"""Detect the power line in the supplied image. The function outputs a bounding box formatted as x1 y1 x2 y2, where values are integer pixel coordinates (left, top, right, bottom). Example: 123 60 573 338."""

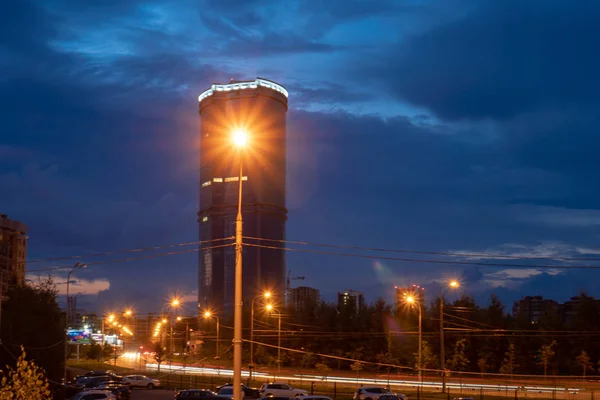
244 236 600 261
26 243 233 273
243 242 600 269
17 237 234 266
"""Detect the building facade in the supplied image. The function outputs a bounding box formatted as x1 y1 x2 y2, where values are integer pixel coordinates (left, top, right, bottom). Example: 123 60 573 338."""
198 78 288 313
512 295 559 323
0 213 27 295
338 289 365 313
289 286 320 311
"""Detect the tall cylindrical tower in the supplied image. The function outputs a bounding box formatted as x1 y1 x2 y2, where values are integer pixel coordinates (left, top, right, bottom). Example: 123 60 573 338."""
198 78 288 313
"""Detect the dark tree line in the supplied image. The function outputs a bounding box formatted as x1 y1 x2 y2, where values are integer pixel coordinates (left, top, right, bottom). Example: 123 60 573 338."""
244 291 600 377
0 277 64 383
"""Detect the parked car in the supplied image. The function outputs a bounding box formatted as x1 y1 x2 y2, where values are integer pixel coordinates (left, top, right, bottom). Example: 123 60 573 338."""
70 389 116 400
121 375 160 389
302 396 332 400
353 387 394 400
85 370 115 377
217 383 261 399
96 383 131 400
218 387 244 400
175 389 233 399
75 376 117 389
259 383 308 398
379 394 407 400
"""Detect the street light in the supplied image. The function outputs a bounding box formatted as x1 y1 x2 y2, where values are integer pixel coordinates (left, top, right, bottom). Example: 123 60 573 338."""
404 295 422 381
250 290 272 380
266 304 282 375
203 311 220 368
232 128 247 400
440 279 460 392
64 262 86 399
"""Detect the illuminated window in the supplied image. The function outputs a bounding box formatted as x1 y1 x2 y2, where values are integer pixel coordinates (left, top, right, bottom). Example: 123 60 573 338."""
202 217 208 222
198 78 288 103
201 181 211 187
224 177 238 182
242 176 248 181
213 177 223 182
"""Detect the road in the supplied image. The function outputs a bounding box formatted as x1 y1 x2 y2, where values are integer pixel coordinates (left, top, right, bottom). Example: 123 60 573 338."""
131 389 175 399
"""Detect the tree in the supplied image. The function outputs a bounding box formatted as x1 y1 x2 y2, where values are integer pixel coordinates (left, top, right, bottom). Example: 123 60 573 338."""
576 350 594 378
0 277 63 383
414 340 438 371
536 340 557 376
315 362 331 380
350 361 364 378
0 347 52 400
499 343 518 376
477 356 489 377
448 339 469 372
300 352 315 369
86 341 103 362
153 343 168 373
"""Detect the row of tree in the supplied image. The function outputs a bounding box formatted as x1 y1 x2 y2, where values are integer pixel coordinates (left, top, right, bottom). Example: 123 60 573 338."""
200 291 600 377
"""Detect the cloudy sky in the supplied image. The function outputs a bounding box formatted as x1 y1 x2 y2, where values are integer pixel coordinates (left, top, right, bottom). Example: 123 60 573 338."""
2 0 600 314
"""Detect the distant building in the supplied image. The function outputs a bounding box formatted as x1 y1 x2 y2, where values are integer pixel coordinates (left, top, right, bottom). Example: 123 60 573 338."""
512 295 559 323
559 295 600 326
338 289 365 313
0 213 27 295
395 285 425 309
289 286 320 311
134 313 162 339
198 78 289 314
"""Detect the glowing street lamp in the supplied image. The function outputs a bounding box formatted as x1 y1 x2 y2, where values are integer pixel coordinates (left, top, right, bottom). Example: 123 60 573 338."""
232 129 248 147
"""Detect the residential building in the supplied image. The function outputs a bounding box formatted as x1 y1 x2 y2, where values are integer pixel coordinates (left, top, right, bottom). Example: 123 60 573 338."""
512 295 559 323
338 289 365 313
198 78 289 314
0 213 27 295
289 286 320 311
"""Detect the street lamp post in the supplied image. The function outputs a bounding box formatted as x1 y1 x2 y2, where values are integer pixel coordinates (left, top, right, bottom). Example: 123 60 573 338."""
266 304 282 375
405 295 422 382
203 311 220 370
440 280 459 393
250 291 271 381
232 129 247 400
64 262 86 399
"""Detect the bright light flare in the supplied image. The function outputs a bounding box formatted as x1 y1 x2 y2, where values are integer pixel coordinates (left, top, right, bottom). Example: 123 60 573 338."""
108 314 115 321
449 280 460 288
124 309 133 317
171 297 181 307
203 311 212 318
232 129 248 147
162 318 167 323
405 295 415 304
265 303 273 312
264 291 271 299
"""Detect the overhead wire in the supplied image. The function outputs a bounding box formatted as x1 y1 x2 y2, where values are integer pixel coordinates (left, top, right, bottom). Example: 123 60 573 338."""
242 242 600 269
244 236 600 261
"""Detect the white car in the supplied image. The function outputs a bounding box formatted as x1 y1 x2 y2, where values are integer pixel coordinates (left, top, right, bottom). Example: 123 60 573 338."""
121 374 160 389
259 383 308 398
353 387 394 400
71 389 116 400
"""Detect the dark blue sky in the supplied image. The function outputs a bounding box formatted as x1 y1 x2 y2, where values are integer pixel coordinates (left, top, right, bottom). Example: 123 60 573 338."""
2 0 600 314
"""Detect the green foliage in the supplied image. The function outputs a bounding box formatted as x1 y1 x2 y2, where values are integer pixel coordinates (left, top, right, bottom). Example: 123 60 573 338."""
537 340 557 376
350 361 364 376
448 339 469 372
315 362 332 378
0 277 63 383
576 350 593 377
86 341 103 362
0 347 52 400
414 340 437 371
153 343 168 373
499 343 518 375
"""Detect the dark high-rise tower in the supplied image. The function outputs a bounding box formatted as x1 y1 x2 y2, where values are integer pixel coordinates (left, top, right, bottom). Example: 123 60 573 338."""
198 78 288 313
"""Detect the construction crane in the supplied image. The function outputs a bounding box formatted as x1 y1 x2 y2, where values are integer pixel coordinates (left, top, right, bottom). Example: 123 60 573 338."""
285 270 305 306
